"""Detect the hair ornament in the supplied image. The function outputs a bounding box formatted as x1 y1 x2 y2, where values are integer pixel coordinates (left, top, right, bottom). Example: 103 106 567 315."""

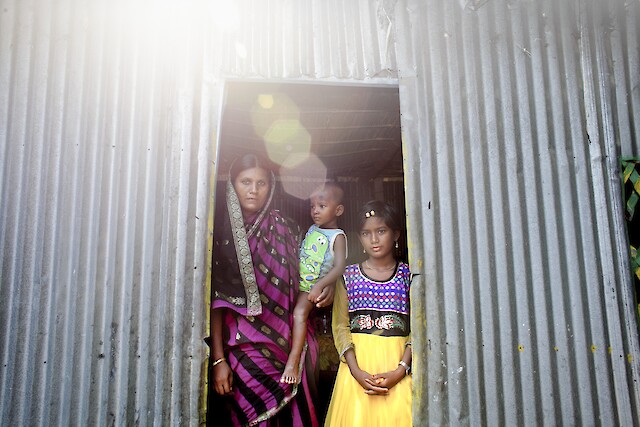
365 210 376 218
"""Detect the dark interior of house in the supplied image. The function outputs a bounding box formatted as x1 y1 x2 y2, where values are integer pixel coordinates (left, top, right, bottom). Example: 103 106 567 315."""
209 80 405 425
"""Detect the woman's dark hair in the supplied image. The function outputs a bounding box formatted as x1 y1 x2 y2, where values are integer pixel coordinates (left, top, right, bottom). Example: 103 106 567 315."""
358 200 402 231
229 153 273 182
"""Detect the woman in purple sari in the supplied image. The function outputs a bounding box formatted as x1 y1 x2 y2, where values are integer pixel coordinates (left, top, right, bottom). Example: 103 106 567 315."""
210 154 319 426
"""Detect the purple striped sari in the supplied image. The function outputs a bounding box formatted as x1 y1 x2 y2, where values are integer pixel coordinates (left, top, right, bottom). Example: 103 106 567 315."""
212 180 318 427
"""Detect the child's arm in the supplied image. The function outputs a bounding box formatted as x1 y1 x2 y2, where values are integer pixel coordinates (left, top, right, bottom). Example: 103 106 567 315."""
309 233 347 307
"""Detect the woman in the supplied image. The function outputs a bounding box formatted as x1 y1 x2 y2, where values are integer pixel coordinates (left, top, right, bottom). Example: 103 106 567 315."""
210 153 319 426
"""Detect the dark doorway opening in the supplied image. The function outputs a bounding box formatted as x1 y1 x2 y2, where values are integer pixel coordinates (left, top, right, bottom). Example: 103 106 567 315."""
208 80 406 425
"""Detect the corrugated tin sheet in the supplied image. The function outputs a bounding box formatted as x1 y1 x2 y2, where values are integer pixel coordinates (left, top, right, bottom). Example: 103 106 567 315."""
1 1 211 425
396 0 640 425
1 0 639 426
0 1 397 425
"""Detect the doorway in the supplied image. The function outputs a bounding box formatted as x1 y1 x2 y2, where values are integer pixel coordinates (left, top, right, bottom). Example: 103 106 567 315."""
207 79 406 424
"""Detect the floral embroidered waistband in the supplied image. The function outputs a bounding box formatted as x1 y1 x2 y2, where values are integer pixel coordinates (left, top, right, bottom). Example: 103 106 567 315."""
349 311 409 336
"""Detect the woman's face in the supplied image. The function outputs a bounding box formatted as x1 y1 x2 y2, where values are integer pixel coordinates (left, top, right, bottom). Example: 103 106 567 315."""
233 167 271 216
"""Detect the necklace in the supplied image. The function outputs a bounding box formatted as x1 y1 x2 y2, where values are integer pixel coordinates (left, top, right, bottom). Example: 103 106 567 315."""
364 260 396 272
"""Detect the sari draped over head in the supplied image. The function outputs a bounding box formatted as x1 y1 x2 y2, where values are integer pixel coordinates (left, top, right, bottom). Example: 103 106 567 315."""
212 174 319 427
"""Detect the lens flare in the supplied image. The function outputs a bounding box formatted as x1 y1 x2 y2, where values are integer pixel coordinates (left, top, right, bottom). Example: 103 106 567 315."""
257 94 274 109
209 1 241 31
280 154 328 199
263 119 311 168
250 93 300 139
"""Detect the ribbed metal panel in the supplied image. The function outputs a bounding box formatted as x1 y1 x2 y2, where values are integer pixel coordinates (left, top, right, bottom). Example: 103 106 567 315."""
0 1 211 425
212 0 397 80
396 0 640 425
0 0 397 425
2 0 639 426
613 0 640 157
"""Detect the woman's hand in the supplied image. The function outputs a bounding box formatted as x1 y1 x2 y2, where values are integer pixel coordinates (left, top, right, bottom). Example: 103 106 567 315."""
369 366 406 391
213 361 234 395
350 366 390 395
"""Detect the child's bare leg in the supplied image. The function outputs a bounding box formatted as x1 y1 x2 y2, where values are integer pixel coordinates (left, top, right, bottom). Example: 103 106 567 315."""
281 293 314 384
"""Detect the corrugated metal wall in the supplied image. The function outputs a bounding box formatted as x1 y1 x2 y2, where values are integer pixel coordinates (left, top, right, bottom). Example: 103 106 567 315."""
0 1 213 425
0 0 397 425
396 0 640 425
1 0 639 426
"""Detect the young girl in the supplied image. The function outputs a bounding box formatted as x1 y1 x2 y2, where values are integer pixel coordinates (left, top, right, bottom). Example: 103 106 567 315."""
324 200 412 426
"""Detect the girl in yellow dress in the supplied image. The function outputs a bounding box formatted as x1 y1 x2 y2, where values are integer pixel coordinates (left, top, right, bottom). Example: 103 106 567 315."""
325 200 412 427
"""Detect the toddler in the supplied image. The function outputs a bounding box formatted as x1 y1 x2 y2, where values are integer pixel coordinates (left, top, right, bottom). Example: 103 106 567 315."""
281 182 347 384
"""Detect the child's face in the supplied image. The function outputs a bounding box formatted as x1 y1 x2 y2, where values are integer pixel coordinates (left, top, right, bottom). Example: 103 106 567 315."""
358 217 399 259
309 189 343 228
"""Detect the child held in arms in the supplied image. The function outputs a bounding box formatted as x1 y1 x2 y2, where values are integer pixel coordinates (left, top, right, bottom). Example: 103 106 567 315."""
281 182 347 384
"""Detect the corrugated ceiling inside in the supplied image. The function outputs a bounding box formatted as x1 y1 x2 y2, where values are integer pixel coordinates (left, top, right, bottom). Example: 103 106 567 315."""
218 80 403 179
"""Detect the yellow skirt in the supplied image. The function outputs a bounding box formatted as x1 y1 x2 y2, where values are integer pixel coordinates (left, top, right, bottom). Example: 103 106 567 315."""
324 334 412 427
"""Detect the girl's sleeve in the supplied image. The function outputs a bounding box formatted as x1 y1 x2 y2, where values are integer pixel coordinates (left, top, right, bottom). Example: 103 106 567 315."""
405 269 414 348
404 334 412 348
331 275 353 362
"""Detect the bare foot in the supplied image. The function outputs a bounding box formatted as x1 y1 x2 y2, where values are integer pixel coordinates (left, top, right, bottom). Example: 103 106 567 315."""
280 364 299 384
